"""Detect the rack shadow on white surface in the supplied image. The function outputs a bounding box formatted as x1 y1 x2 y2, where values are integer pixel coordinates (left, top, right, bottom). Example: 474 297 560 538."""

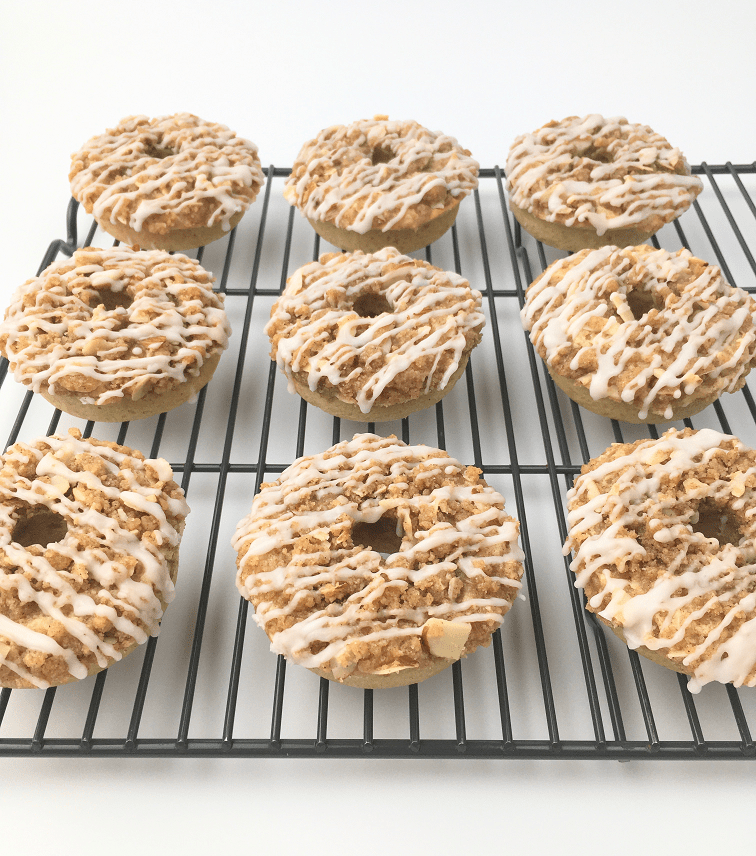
2 164 756 759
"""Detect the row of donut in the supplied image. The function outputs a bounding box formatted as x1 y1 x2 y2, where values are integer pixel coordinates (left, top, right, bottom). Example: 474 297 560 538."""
67 112 703 255
0 111 755 696
3 240 755 428
2 422 755 696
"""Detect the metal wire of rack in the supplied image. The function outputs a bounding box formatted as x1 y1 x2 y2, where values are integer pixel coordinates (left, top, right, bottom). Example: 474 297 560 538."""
1 163 756 760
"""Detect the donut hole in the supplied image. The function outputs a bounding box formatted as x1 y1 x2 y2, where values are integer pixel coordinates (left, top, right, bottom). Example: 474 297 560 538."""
352 515 402 557
625 287 659 321
692 498 743 546
93 289 132 313
353 292 392 317
12 507 68 548
371 146 394 166
142 141 176 160
583 146 614 164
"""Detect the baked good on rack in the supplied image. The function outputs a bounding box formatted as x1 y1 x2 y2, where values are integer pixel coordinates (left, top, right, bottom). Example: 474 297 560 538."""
266 248 484 421
284 116 479 253
0 429 188 689
69 113 264 251
521 244 756 423
0 246 231 422
565 428 756 693
232 433 524 689
505 114 703 251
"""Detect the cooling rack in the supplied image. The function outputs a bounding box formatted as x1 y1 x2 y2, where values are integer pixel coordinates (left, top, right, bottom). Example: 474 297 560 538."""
1 164 756 760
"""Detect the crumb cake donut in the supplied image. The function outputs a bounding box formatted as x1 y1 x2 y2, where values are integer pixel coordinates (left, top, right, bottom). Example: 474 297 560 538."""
266 248 484 421
565 428 756 693
232 434 524 688
0 246 231 422
284 116 479 254
521 245 756 423
506 115 703 251
69 113 264 251
0 429 188 689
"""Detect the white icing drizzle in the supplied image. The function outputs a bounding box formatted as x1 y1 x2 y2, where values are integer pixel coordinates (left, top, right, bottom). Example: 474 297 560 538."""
232 434 524 676
564 428 756 692
521 245 756 420
0 431 188 688
0 247 231 405
506 115 703 235
284 116 479 234
69 113 264 233
266 248 484 413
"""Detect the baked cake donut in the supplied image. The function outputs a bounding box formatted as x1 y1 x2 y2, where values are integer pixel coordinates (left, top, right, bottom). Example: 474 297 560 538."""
232 434 524 688
69 113 264 251
0 246 231 422
506 115 703 251
0 428 188 689
284 116 479 254
266 248 484 421
521 245 756 423
565 428 756 693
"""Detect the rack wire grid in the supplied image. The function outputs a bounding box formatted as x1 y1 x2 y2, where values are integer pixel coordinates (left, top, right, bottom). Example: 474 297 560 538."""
1 163 756 760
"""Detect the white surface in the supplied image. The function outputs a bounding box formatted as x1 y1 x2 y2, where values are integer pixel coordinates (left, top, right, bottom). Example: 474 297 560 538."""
2 1 756 853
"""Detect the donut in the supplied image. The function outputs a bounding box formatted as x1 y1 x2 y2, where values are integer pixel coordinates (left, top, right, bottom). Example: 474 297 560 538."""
69 113 264 251
265 248 484 422
505 114 703 251
521 245 756 423
283 116 479 254
564 428 756 693
0 428 188 689
0 246 231 423
232 434 524 689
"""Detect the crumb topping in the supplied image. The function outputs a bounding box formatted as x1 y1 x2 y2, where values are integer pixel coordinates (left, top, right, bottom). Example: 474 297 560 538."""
521 245 756 420
284 116 479 234
506 115 703 235
69 113 264 234
266 249 484 413
565 428 756 692
233 434 523 680
0 247 231 405
0 429 188 688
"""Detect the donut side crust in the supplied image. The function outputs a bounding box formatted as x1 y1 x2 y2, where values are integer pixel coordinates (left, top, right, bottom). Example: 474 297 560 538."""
39 351 221 422
306 203 459 254
288 350 470 422
93 209 246 252
509 201 657 252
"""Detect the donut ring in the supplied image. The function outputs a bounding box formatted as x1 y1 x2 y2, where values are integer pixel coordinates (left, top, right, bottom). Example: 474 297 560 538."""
0 429 189 689
266 248 484 421
565 428 756 693
69 113 265 251
284 116 479 254
232 434 524 689
521 245 756 423
0 246 231 422
506 115 703 251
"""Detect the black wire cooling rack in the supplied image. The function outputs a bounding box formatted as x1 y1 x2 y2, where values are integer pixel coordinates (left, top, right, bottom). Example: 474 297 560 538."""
1 164 756 760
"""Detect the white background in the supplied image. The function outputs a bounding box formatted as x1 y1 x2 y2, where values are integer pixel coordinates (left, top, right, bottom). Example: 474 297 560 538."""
2 1 756 853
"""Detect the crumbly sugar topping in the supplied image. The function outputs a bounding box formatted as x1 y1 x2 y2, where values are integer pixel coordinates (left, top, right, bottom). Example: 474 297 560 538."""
565 428 756 692
266 248 484 412
0 247 231 405
506 115 703 235
521 245 756 420
233 434 524 679
69 113 264 234
284 116 479 234
0 429 189 688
